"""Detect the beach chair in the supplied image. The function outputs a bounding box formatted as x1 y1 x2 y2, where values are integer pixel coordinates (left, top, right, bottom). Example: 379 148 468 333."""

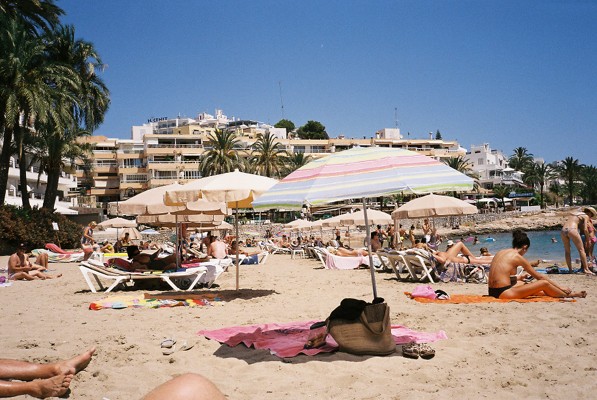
78 260 208 293
399 249 438 283
316 247 370 270
376 250 410 280
264 241 292 255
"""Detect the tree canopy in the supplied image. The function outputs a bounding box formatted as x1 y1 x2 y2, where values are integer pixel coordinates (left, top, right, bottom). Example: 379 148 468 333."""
297 120 328 140
274 119 295 134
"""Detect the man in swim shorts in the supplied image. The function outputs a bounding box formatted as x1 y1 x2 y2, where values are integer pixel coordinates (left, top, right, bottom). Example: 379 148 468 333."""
7 244 58 280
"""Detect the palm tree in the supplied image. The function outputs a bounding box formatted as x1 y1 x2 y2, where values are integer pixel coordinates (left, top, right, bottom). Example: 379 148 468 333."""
508 147 534 173
200 129 241 176
525 162 556 209
39 24 109 210
492 185 511 212
251 132 285 178
548 181 563 208
0 0 63 33
580 165 597 205
281 152 312 177
558 157 584 206
0 16 68 208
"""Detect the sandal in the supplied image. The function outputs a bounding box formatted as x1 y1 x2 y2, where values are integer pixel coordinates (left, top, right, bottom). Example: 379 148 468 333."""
160 337 176 349
402 342 419 359
417 343 435 359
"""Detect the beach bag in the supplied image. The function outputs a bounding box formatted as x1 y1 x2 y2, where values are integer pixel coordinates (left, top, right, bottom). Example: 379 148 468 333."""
411 284 437 299
326 298 395 356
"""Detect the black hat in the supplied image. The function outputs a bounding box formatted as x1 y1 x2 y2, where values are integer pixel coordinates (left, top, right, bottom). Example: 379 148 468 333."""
17 243 27 250
127 245 140 259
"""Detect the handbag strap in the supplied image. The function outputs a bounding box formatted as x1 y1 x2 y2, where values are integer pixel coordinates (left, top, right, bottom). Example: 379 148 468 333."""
358 304 390 335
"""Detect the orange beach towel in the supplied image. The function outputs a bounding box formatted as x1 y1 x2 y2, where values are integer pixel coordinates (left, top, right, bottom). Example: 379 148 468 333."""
404 293 575 304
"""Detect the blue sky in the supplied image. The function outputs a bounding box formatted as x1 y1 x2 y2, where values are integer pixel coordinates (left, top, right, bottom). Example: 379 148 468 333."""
59 0 597 165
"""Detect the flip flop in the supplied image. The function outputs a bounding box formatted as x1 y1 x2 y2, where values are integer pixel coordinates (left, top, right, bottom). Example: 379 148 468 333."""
178 340 194 352
160 338 176 349
417 343 436 359
402 342 419 359
162 345 176 356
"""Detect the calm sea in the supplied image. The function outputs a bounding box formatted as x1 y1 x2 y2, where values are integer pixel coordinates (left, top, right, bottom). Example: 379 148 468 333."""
446 230 571 263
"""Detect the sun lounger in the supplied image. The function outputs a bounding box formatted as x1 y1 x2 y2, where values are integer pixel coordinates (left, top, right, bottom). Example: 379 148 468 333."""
79 260 209 293
315 247 370 270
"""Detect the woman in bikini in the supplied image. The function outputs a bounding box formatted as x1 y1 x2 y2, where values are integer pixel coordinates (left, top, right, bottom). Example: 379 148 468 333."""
584 216 596 266
560 207 596 275
431 241 494 265
488 230 586 299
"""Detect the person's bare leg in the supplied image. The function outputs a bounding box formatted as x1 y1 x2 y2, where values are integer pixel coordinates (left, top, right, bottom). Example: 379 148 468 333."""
0 373 73 398
569 231 593 274
34 253 49 270
29 270 61 280
0 348 93 381
142 373 225 400
501 280 587 299
9 272 37 281
561 230 572 272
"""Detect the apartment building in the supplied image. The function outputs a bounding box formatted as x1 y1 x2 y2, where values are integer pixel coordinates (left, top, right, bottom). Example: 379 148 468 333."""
76 110 468 207
465 143 524 189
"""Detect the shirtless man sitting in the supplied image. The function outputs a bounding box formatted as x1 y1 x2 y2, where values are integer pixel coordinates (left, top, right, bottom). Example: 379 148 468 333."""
488 230 587 299
7 244 58 281
208 236 228 259
0 347 94 398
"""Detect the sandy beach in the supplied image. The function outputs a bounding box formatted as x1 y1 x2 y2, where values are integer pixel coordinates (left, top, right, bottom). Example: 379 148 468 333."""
1 250 595 400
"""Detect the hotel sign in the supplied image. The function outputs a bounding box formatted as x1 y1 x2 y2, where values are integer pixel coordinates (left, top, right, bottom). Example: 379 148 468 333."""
147 117 168 123
508 192 534 198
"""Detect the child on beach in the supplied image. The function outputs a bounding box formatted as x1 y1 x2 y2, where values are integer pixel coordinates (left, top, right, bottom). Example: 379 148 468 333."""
488 230 587 299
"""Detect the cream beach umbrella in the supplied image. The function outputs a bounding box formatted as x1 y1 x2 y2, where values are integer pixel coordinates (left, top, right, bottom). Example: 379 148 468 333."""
253 147 474 298
164 169 278 290
392 194 478 219
340 208 393 226
97 217 137 241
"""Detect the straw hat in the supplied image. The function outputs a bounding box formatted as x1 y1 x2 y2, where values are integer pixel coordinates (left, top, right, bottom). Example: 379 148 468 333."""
583 207 597 219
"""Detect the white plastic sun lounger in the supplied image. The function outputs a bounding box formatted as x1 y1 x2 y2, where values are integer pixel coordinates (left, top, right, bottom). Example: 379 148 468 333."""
79 261 208 293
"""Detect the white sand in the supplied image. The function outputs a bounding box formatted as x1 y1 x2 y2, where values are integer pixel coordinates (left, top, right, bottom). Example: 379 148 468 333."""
0 253 595 399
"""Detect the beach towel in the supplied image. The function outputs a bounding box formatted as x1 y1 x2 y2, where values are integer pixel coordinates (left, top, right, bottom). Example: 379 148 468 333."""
89 294 211 310
45 243 77 254
326 254 370 270
404 293 574 304
198 320 448 358
32 249 84 263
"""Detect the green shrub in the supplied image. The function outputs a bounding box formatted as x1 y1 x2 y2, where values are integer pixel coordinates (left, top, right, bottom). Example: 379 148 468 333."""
0 205 82 255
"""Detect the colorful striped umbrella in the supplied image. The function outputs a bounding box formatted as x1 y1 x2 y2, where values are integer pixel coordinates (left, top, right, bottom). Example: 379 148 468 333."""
252 147 474 298
253 147 473 210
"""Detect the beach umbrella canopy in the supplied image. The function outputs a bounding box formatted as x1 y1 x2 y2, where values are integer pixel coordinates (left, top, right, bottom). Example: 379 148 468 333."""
284 219 314 230
163 169 277 209
253 147 474 298
164 169 278 290
140 228 160 235
340 208 393 226
392 194 478 219
97 217 137 229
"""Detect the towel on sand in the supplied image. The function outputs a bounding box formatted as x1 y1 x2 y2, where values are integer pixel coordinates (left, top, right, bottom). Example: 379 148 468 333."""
198 320 448 358
89 294 210 310
404 293 574 303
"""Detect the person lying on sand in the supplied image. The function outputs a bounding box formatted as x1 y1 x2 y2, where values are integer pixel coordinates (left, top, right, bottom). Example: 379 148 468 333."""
0 347 94 398
7 244 58 281
488 230 587 299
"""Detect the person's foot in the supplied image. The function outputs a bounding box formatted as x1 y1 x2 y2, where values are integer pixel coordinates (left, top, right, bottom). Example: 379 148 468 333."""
30 373 73 398
583 270 596 276
55 347 95 375
570 291 588 298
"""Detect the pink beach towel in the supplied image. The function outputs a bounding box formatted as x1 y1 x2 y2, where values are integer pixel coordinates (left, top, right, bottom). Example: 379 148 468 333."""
45 243 76 254
198 320 447 358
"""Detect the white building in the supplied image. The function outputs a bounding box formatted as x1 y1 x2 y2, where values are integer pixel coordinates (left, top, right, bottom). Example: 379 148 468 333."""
465 143 524 189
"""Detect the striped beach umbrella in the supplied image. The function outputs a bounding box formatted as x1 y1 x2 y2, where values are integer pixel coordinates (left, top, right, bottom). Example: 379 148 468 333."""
252 147 474 298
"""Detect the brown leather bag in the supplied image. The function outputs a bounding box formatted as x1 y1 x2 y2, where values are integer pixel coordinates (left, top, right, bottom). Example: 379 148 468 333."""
327 300 395 356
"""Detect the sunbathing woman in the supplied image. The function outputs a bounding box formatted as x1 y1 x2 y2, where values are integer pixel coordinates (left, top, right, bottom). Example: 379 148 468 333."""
488 230 587 299
431 241 494 265
560 206 596 275
127 245 177 271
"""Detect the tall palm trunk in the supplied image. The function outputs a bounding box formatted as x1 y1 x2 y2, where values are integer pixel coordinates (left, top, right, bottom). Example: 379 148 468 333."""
43 163 61 210
0 125 13 205
16 128 31 210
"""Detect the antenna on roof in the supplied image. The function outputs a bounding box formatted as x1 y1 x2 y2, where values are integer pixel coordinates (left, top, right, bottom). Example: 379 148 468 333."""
394 107 398 129
279 81 285 119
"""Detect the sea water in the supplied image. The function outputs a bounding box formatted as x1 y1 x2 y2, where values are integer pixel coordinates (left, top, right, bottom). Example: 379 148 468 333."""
447 230 570 263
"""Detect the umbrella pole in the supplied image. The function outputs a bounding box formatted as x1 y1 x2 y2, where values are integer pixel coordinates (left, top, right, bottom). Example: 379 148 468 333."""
235 201 240 291
362 197 378 299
